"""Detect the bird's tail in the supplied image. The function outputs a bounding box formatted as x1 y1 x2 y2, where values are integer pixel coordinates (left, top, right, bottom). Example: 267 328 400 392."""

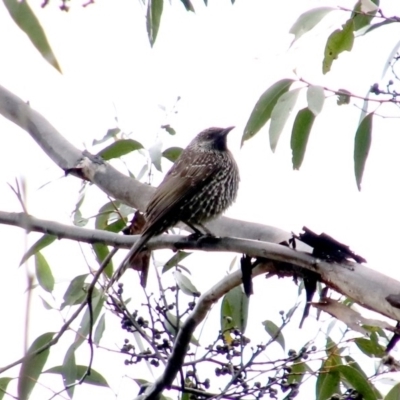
107 230 153 290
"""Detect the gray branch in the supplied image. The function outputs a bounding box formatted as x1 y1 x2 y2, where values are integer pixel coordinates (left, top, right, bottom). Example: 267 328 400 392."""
0 84 288 244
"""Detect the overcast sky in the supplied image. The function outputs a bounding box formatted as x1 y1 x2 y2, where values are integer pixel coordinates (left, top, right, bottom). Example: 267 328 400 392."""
1 0 400 399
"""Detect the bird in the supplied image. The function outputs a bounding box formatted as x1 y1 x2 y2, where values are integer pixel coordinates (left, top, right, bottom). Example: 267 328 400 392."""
108 126 240 288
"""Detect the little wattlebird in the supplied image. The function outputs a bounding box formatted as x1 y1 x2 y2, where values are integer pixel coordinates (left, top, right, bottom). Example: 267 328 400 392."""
108 126 240 288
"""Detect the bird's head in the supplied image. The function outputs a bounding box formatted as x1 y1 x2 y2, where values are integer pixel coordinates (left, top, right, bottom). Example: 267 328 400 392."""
191 126 235 152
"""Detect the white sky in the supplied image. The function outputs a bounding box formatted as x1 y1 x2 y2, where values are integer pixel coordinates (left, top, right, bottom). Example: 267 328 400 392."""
1 0 400 399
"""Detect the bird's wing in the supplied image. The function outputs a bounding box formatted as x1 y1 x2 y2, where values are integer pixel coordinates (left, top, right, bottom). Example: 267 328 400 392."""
145 151 219 228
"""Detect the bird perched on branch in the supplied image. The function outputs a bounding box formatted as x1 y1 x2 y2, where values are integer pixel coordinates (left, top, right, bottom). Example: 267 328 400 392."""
108 126 240 288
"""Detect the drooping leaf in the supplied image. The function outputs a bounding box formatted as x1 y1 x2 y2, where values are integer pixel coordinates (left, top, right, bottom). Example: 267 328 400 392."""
74 295 104 348
180 0 194 12
20 234 56 265
262 320 285 351
173 270 200 297
0 377 13 400
18 332 55 400
242 79 294 145
149 141 163 171
306 85 325 116
35 252 54 292
94 314 106 346
61 274 89 309
3 0 61 72
40 295 53 310
381 38 400 79
146 0 163 47
162 146 183 163
323 19 354 74
269 88 301 152
290 107 316 170
45 365 109 387
344 356 381 399
352 0 379 32
220 286 249 337
354 112 373 191
361 19 398 37
72 184 88 227
63 346 77 398
289 7 335 44
92 243 113 277
92 128 121 146
162 251 192 273
97 139 143 160
316 355 341 400
336 365 379 400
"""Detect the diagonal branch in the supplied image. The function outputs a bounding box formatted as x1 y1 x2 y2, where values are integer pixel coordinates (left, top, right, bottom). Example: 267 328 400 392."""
0 84 289 244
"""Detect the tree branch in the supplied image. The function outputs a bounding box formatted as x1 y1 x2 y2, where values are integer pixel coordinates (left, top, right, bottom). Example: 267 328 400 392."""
3 210 400 324
0 84 289 244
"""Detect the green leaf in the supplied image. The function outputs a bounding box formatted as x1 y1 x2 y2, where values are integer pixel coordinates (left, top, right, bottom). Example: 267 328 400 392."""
306 85 325 116
289 7 335 43
323 19 354 74
0 377 13 400
220 286 249 334
354 112 373 191
94 314 106 346
336 365 379 400
95 201 121 230
92 128 121 146
290 107 316 170
354 337 385 357
352 0 379 32
162 146 183 163
337 89 352 105
180 0 194 12
262 320 285 351
61 274 89 310
316 355 341 400
92 243 113 277
45 365 109 387
97 139 143 160
35 252 55 292
287 362 311 385
242 79 294 145
269 88 301 152
20 234 56 265
162 251 192 273
161 125 176 135
385 383 400 400
18 332 55 400
173 270 200 297
3 0 61 72
74 295 104 348
63 346 77 398
146 0 163 47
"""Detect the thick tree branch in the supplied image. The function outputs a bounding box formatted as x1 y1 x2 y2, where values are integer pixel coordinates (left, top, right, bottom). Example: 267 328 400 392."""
0 84 289 244
3 211 400 324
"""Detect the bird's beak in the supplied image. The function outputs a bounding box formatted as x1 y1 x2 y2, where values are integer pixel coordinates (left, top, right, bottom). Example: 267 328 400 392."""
222 126 235 136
